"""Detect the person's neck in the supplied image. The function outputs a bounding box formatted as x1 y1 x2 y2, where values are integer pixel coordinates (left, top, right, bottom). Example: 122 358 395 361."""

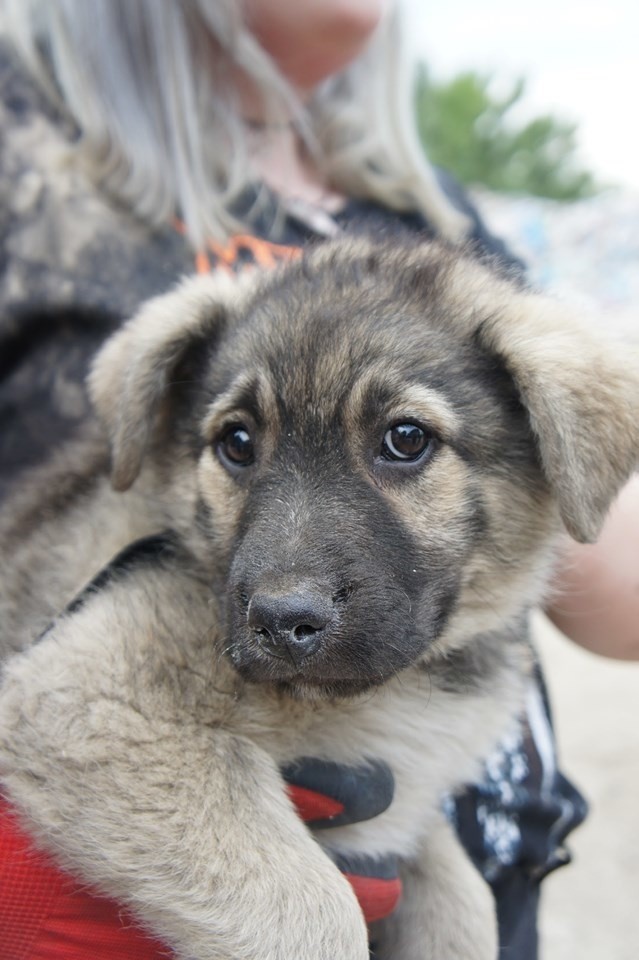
234 68 345 214
234 64 346 217
246 123 345 214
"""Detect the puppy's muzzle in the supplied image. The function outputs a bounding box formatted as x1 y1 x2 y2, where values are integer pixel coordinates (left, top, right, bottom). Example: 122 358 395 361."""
247 590 334 665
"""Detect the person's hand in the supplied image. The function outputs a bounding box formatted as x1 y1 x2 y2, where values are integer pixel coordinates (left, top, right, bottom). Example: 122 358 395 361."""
282 757 402 923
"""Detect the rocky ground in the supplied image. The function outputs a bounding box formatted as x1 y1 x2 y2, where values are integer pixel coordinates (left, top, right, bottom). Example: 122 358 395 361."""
474 188 639 960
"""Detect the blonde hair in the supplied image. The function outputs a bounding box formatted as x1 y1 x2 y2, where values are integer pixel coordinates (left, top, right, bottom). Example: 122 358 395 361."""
0 0 468 247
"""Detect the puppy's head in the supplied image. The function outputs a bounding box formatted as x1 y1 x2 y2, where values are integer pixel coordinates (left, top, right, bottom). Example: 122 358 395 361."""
90 239 639 697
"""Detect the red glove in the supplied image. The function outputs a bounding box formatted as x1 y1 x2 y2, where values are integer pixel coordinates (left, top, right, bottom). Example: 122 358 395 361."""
282 757 401 924
0 759 399 959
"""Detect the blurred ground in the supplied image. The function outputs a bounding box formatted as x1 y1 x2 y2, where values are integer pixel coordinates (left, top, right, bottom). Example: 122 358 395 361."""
474 187 639 342
473 188 639 959
534 615 639 960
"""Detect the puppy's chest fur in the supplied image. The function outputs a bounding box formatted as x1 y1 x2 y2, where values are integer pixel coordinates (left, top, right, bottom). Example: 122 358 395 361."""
226 653 527 859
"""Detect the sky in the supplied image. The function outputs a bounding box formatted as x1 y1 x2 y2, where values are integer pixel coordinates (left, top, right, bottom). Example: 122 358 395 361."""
404 0 639 190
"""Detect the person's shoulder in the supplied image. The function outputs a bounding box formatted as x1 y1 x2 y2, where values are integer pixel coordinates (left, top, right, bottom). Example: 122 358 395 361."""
0 37 68 131
333 176 526 277
0 39 192 321
0 36 81 301
434 169 526 275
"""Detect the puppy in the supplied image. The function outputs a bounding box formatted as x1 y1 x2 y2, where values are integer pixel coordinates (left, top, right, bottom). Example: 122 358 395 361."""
0 238 637 960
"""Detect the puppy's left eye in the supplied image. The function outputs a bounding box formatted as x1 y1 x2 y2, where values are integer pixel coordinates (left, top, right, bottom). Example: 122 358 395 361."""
382 423 434 462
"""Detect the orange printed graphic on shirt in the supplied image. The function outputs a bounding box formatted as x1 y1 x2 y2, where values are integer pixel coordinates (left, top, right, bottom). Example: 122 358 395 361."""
207 235 301 272
172 219 301 274
195 250 214 275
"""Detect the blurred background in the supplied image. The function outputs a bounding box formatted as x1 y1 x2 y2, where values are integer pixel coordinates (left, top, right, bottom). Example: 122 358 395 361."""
405 3 639 956
407 0 639 334
408 0 638 192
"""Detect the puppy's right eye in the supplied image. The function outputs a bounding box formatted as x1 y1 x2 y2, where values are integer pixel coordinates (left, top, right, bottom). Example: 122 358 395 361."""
217 425 255 468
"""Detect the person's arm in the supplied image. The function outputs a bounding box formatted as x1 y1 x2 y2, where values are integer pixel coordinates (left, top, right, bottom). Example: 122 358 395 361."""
547 474 639 660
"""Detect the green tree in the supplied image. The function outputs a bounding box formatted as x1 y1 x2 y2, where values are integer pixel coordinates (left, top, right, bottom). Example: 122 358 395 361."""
416 70 597 201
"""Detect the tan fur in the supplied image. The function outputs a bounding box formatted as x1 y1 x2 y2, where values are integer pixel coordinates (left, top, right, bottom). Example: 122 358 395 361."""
0 239 637 960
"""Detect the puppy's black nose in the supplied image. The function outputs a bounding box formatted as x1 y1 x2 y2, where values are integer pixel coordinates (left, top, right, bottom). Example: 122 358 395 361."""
247 590 333 664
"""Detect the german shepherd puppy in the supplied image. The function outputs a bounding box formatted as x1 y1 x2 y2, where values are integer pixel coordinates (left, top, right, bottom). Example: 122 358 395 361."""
0 238 637 960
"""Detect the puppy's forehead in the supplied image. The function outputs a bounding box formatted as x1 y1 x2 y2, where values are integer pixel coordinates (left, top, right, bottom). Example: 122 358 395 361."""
204 248 509 438
234 281 459 404
213 339 405 440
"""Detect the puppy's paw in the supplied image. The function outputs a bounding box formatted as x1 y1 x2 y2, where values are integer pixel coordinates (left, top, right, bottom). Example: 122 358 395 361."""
259 861 370 960
371 820 498 960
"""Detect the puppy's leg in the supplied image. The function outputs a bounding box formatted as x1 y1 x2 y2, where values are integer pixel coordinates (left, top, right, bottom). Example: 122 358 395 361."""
372 816 497 960
0 559 368 960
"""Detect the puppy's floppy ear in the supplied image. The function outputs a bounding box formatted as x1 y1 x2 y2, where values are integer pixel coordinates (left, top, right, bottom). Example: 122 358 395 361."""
477 290 639 543
435 250 638 542
89 271 253 491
